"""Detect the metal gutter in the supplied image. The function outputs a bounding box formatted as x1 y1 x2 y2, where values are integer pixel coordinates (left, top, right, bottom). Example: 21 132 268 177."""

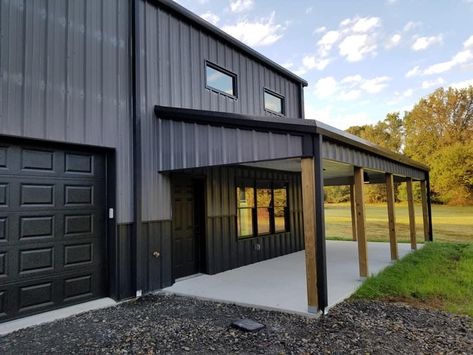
147 0 308 87
155 105 430 172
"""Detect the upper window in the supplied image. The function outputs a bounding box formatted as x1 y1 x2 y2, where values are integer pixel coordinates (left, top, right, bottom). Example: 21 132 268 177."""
264 89 285 115
206 62 237 97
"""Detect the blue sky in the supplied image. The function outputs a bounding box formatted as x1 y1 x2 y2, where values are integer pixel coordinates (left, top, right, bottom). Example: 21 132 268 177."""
174 0 473 129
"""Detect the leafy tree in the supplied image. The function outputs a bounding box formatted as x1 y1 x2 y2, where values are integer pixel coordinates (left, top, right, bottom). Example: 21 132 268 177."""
404 86 473 204
429 141 473 205
404 87 473 161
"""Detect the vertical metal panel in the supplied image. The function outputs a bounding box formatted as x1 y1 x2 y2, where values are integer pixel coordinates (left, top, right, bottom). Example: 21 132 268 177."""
157 122 303 172
139 1 303 221
203 166 304 275
0 0 133 223
322 140 426 180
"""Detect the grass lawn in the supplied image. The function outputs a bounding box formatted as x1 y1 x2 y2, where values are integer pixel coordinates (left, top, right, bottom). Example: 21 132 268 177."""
352 243 473 317
325 203 473 243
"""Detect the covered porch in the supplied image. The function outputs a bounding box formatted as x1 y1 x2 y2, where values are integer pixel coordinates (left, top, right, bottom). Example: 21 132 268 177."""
154 106 432 315
163 240 417 314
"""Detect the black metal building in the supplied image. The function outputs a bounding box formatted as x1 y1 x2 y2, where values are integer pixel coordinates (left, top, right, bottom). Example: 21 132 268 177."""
0 0 431 322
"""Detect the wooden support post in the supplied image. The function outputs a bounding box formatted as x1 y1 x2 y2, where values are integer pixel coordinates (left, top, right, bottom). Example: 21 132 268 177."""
354 167 368 278
420 180 430 242
350 184 357 241
406 178 417 250
385 173 398 261
301 157 318 313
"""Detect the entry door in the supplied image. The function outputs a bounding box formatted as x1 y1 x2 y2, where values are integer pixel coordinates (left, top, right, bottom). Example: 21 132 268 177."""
172 178 199 279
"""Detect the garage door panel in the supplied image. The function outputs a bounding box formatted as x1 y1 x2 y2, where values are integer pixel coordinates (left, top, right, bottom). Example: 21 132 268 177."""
20 184 55 207
64 274 94 301
21 149 55 172
0 291 5 317
0 252 6 277
0 217 6 241
0 183 8 206
20 215 54 240
0 147 7 168
19 247 55 275
0 143 107 322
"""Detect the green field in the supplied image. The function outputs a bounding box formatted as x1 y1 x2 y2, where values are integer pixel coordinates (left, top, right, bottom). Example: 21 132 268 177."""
325 203 473 243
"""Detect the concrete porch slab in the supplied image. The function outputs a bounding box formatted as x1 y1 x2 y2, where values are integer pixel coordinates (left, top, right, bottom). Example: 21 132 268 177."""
163 240 418 315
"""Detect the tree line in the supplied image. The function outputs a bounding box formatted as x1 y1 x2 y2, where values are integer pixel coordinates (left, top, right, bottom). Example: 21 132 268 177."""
325 86 473 205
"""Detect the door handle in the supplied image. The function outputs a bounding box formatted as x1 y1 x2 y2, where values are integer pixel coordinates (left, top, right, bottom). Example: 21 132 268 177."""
153 251 160 258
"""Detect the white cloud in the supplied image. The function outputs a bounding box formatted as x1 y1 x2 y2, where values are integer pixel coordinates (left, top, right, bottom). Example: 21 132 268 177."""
314 75 390 100
200 12 220 25
411 35 443 51
405 65 421 78
386 33 402 49
229 0 253 13
424 49 473 74
222 12 284 47
314 77 338 98
318 30 340 54
402 88 414 97
464 35 473 48
350 17 381 33
336 17 381 62
405 34 473 78
339 34 377 62
421 77 445 89
305 7 313 14
403 21 420 32
302 55 330 71
450 78 473 89
301 16 381 72
359 76 391 93
387 88 415 105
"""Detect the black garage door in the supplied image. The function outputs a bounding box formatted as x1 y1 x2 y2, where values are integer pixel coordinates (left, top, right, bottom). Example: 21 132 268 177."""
0 143 107 322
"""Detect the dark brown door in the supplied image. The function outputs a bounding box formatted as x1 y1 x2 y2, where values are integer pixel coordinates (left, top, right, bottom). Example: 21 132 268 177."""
172 177 200 279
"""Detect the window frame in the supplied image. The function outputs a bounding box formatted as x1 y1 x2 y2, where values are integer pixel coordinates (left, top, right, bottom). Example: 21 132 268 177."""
236 179 290 239
205 61 238 99
263 88 285 116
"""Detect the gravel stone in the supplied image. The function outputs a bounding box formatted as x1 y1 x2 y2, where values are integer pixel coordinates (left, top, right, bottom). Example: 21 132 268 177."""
1 293 472 354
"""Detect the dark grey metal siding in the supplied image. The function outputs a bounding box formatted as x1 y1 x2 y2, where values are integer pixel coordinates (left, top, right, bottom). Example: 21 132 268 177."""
158 121 303 171
322 140 426 180
138 0 304 221
204 167 304 275
0 0 133 223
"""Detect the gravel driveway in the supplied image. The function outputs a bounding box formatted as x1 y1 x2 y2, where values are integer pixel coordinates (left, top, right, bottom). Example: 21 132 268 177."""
1 293 472 354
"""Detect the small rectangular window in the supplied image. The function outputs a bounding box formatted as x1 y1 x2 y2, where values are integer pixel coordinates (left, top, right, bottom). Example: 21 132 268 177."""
236 180 290 239
273 183 288 233
206 62 237 97
256 184 272 235
264 89 285 115
237 185 254 238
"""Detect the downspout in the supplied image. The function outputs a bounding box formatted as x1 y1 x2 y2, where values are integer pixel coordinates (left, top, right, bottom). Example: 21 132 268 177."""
426 172 433 242
131 0 143 296
314 134 328 312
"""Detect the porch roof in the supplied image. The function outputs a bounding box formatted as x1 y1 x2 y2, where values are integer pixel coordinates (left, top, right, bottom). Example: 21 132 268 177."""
154 105 429 174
